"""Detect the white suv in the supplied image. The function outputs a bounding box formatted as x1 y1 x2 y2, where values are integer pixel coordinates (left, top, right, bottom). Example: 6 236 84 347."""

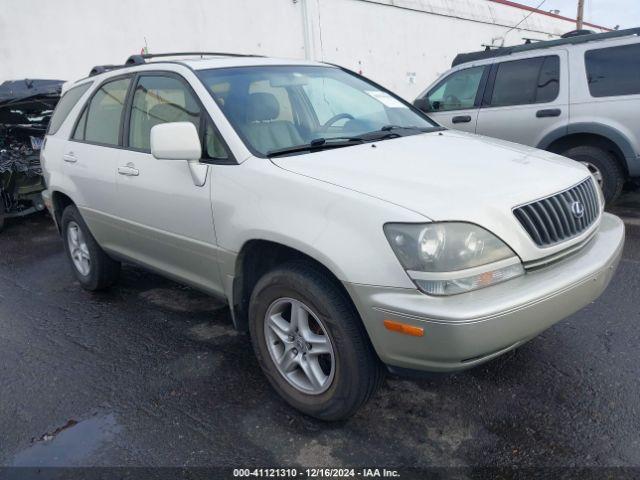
42 53 624 420
415 28 640 204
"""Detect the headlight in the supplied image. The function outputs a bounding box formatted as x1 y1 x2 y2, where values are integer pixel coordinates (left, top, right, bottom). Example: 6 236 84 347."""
384 222 524 295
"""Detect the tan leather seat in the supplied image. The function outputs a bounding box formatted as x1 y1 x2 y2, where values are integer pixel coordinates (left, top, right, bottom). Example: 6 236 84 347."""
240 92 303 153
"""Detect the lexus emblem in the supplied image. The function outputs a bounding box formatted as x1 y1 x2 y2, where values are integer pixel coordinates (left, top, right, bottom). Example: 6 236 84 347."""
571 201 585 219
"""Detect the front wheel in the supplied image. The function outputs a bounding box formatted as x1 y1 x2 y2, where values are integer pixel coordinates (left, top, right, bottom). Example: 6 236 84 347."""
61 205 120 291
249 262 383 421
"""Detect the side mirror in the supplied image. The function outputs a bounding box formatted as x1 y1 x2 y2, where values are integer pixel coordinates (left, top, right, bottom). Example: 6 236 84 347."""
150 122 202 161
413 97 431 113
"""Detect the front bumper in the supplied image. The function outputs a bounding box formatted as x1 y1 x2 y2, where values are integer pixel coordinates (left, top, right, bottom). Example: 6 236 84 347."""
346 213 625 372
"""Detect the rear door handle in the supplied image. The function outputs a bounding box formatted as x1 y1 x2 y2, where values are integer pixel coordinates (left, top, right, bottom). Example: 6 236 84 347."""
536 108 561 118
117 164 139 176
452 115 472 124
63 152 77 163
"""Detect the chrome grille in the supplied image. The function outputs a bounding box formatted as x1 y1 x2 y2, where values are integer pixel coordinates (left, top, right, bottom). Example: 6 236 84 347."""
514 178 600 247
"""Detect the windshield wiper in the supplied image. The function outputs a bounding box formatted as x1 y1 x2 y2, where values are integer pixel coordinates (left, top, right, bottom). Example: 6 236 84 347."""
266 126 445 157
266 137 364 157
380 124 444 133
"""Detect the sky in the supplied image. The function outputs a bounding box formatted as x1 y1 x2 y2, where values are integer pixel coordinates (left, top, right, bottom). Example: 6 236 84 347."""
516 0 640 29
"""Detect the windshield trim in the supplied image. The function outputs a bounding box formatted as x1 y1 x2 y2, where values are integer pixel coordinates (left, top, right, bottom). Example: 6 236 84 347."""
195 64 441 159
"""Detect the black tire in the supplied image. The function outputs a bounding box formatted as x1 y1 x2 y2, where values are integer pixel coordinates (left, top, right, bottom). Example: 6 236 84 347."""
61 205 120 291
561 145 625 204
249 261 383 421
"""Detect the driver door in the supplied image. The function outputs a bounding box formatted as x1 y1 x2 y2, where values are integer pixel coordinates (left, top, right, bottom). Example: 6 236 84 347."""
418 65 489 133
115 72 227 296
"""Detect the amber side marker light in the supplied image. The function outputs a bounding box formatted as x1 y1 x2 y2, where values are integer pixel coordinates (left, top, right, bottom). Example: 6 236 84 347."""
383 319 424 337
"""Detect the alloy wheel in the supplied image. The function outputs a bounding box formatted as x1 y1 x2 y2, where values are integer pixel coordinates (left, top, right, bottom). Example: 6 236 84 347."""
580 160 604 188
264 297 335 395
67 221 91 276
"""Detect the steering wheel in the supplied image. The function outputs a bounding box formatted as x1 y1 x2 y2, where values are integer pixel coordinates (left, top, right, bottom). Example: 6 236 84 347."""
320 113 355 132
444 94 462 108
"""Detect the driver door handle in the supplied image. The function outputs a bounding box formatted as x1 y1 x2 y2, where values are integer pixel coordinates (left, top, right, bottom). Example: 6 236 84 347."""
452 115 471 124
117 163 139 176
536 108 561 118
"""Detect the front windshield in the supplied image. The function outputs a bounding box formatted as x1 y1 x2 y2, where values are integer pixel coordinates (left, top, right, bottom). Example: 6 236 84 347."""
196 65 437 156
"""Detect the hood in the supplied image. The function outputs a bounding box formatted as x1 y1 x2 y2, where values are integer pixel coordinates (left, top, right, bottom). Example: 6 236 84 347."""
271 130 592 260
0 79 64 107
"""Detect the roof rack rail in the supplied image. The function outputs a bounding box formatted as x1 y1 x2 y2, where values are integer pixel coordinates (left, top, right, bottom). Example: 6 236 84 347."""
452 27 640 67
125 51 264 65
89 64 125 77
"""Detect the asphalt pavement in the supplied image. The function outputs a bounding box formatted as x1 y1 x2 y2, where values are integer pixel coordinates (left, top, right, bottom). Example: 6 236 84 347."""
0 203 639 470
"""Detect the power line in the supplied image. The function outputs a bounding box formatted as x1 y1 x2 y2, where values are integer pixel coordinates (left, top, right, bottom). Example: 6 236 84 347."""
502 0 548 44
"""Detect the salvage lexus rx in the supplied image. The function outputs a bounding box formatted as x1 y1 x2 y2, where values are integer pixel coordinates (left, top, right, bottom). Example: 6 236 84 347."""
41 53 625 420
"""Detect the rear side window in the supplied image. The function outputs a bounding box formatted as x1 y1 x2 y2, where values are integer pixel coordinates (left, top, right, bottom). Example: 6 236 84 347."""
585 43 640 97
73 77 131 146
489 56 560 107
47 82 92 135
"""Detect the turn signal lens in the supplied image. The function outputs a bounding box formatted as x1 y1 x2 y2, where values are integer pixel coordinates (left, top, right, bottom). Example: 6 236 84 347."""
414 261 524 296
383 320 424 337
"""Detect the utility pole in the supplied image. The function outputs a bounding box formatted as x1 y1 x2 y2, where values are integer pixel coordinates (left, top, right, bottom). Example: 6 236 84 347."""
576 0 585 30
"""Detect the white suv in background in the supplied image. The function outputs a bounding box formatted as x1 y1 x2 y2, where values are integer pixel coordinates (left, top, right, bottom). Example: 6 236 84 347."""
41 53 624 420
415 28 640 204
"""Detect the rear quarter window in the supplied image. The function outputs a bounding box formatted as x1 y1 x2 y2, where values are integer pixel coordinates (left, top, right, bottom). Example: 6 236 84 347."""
585 43 640 97
47 82 92 135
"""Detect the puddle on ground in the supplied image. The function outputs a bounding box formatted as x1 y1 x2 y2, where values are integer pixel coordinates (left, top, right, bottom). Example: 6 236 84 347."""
139 288 225 313
12 414 120 467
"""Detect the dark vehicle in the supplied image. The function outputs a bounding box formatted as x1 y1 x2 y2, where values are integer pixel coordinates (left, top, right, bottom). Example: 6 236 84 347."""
0 79 64 231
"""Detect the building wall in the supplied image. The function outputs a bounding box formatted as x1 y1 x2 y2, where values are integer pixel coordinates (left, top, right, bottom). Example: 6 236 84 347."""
0 0 607 99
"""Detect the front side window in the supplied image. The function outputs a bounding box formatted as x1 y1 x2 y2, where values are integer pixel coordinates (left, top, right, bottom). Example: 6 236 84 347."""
426 66 486 112
585 43 640 97
48 82 92 135
128 75 201 151
197 65 436 156
74 77 131 146
204 119 230 160
489 56 560 107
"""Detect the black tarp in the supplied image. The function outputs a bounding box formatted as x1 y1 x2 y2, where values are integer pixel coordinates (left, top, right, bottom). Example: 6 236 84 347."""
0 79 65 107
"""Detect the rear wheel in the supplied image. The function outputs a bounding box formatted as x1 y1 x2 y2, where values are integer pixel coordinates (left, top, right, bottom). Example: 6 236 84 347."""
249 262 383 421
561 145 625 204
61 205 120 291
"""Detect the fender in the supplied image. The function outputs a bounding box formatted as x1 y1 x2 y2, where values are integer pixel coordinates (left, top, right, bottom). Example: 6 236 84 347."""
537 123 639 176
47 188 77 232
